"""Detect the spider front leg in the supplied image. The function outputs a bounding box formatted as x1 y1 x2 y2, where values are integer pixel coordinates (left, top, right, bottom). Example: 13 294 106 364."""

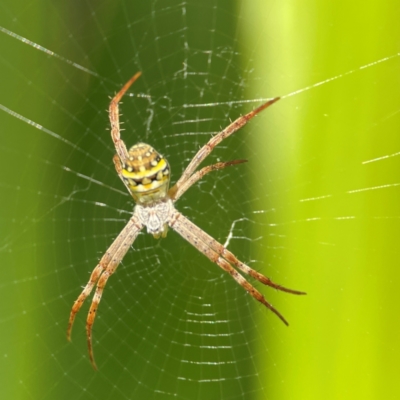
67 216 143 369
169 211 292 324
67 261 109 342
185 221 306 295
86 221 141 369
66 219 138 341
169 211 305 325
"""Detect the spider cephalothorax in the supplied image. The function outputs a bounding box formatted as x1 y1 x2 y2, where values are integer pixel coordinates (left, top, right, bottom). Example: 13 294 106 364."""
67 71 305 369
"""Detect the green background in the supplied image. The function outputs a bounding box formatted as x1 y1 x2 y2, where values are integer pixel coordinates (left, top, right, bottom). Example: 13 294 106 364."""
241 1 400 399
1 0 399 399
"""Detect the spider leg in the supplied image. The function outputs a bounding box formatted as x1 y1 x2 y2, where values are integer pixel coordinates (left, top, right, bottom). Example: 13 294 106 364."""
216 254 289 325
174 97 280 191
67 216 142 369
67 223 134 341
67 262 107 342
109 71 142 162
113 153 135 195
169 159 247 201
86 219 141 369
176 216 305 295
170 210 305 295
169 211 300 325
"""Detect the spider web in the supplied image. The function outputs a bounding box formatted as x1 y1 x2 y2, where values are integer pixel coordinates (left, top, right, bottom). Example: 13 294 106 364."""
1 1 400 399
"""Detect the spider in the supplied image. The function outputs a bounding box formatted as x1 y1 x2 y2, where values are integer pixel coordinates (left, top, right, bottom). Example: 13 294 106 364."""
67 72 305 369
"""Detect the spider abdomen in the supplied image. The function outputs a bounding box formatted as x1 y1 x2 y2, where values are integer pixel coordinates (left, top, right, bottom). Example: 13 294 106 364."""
120 143 171 204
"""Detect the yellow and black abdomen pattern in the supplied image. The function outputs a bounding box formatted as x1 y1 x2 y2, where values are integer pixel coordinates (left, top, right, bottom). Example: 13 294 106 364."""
120 143 171 204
